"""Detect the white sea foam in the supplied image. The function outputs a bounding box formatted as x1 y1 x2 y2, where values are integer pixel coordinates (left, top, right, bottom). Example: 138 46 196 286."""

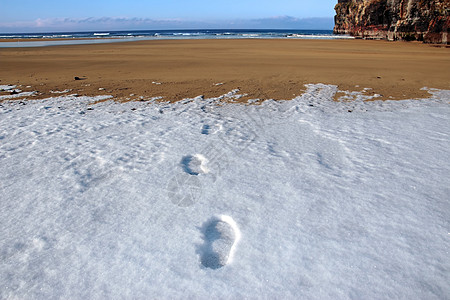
42 35 73 39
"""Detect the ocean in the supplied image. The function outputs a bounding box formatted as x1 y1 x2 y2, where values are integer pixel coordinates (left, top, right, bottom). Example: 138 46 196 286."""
0 29 353 47
0 29 341 40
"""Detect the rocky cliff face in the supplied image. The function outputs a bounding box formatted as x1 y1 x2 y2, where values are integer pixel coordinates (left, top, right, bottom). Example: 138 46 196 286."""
334 0 449 44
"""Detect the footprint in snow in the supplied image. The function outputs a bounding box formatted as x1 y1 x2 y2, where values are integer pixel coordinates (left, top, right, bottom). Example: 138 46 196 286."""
167 173 202 207
181 154 209 175
201 124 211 135
201 123 222 135
198 215 241 269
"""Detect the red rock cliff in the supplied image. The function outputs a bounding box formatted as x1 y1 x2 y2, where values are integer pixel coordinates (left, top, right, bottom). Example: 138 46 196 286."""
334 0 449 44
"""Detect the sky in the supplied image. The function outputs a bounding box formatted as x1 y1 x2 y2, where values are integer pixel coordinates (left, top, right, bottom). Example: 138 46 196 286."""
0 0 337 33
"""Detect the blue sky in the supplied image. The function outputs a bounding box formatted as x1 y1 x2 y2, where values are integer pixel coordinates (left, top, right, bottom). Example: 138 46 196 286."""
0 0 337 33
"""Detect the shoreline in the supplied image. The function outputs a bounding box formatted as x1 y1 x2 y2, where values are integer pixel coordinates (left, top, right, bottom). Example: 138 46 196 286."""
0 37 121 42
1 38 449 102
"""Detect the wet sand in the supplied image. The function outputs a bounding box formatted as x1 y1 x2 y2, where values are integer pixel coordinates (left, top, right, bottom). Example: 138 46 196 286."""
0 39 449 101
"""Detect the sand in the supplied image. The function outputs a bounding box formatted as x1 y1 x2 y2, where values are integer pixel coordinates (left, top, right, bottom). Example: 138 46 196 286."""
0 39 449 102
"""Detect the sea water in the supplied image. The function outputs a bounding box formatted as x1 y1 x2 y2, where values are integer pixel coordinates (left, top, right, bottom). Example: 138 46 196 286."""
0 29 353 48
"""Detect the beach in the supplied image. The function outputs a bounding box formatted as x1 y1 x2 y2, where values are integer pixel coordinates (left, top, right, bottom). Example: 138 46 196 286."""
1 38 449 101
2 0 450 295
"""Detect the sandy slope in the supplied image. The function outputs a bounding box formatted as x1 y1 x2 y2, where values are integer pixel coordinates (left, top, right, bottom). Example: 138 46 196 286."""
0 39 449 101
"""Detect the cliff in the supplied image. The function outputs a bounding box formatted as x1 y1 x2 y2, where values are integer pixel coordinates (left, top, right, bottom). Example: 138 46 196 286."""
334 0 450 44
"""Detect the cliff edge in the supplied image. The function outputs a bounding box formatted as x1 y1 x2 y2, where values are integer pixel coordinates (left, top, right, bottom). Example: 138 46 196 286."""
334 0 449 44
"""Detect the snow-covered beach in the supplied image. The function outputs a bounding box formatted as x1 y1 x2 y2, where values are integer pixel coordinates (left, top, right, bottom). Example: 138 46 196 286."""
1 84 449 298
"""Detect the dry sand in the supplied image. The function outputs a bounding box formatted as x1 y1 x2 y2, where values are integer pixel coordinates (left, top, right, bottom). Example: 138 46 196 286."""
0 39 449 102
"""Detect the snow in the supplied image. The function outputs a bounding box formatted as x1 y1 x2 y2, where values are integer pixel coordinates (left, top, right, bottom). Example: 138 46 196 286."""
50 89 72 94
181 154 210 175
0 91 36 100
199 215 241 269
0 84 449 299
0 85 16 91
